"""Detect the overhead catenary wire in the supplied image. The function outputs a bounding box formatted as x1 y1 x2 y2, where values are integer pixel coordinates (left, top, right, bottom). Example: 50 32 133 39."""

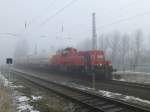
23 0 78 36
29 0 58 25
99 10 150 29
18 0 141 36
38 0 142 37
15 0 58 36
120 0 139 10
0 33 19 37
38 0 139 28
16 0 148 39
39 0 78 27
0 0 78 40
52 9 150 44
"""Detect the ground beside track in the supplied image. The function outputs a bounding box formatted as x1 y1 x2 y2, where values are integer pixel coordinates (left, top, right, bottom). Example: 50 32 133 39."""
113 71 150 84
1 70 88 112
0 73 15 112
11 67 150 108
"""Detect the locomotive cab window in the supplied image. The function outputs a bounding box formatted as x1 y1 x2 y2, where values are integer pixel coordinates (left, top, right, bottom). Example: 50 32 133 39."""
62 50 69 56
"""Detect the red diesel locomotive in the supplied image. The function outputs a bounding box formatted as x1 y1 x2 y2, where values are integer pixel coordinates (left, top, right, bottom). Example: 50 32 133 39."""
49 47 113 79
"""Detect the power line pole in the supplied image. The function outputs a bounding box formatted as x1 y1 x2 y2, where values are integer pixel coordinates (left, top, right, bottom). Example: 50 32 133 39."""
92 12 97 50
91 12 97 90
34 44 37 55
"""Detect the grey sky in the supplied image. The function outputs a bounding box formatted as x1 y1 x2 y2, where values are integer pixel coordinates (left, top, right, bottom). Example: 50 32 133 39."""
0 0 150 63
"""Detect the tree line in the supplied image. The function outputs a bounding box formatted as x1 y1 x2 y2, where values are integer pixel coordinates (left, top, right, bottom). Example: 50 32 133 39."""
77 29 150 72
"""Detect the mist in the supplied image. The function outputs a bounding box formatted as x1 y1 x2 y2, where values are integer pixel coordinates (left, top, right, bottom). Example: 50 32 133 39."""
0 0 150 69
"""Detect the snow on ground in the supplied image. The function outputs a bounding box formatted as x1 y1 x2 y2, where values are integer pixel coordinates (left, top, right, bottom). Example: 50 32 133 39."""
15 95 40 112
31 95 42 101
113 71 150 83
0 72 24 88
114 71 150 75
0 72 10 87
10 85 24 89
98 90 150 106
0 72 40 112
64 82 150 107
17 96 30 102
113 78 126 82
13 88 41 112
123 96 150 104
61 81 95 91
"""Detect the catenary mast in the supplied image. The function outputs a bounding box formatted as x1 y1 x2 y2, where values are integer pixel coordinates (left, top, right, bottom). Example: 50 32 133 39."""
92 12 97 50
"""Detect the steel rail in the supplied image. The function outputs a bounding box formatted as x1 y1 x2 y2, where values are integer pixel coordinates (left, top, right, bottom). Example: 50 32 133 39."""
9 67 150 100
11 69 150 112
106 80 150 89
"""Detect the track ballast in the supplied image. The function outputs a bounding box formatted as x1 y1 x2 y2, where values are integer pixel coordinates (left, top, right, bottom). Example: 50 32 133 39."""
11 68 150 112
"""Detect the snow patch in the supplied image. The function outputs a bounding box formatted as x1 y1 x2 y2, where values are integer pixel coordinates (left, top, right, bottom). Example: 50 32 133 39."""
16 95 39 112
98 90 150 106
114 70 150 75
113 78 126 82
123 96 150 105
62 82 94 91
65 82 150 107
0 72 40 112
32 95 42 101
10 85 24 89
0 72 25 89
113 70 150 83
0 73 10 87
18 103 33 112
17 96 30 102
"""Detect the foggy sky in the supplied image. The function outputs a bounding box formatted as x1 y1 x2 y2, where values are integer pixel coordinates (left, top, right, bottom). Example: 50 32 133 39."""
0 0 150 64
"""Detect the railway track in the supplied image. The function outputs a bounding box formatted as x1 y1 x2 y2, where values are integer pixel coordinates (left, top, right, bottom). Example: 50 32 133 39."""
5 66 150 101
94 79 150 101
10 69 150 112
105 80 150 89
7 67 150 100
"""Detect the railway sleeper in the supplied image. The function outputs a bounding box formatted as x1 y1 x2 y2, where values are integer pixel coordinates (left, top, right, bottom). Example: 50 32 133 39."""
12 69 150 112
91 101 108 106
80 97 94 101
83 99 100 104
99 104 117 110
75 95 92 100
106 107 124 112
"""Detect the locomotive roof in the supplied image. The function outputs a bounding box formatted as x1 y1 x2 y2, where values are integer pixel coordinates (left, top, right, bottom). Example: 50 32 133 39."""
64 47 77 51
56 47 77 54
56 47 104 55
78 50 104 55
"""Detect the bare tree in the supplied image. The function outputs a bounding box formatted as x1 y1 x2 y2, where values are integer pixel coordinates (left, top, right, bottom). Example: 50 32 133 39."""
98 34 104 50
14 39 29 60
120 33 130 71
109 31 121 68
132 29 143 71
76 29 149 72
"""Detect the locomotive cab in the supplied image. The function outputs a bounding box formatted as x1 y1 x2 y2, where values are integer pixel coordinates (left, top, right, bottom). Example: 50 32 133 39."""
61 47 77 56
79 50 113 79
